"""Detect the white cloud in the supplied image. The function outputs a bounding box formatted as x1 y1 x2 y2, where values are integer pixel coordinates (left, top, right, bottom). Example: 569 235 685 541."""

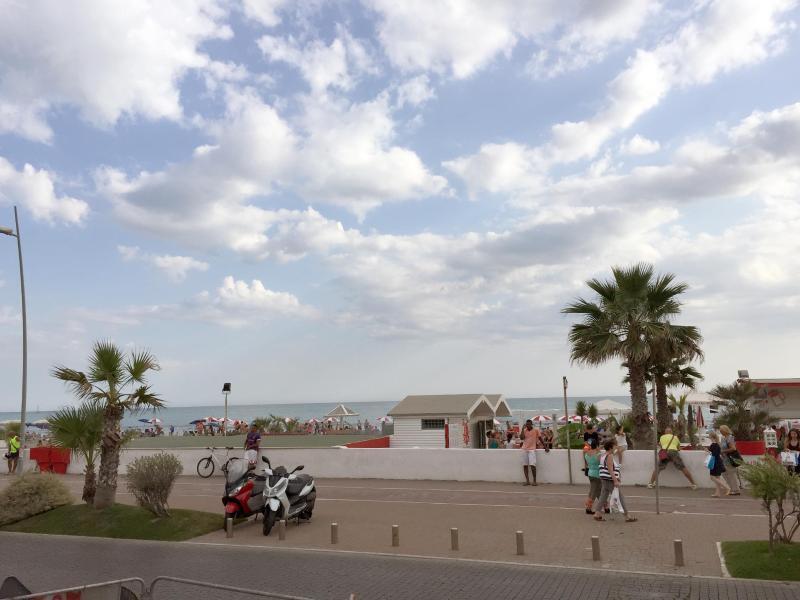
395 75 436 108
77 276 317 328
296 93 448 219
117 246 209 283
99 88 447 236
620 134 661 155
0 157 89 224
447 0 796 198
241 0 289 27
258 29 377 92
0 0 232 142
366 0 654 79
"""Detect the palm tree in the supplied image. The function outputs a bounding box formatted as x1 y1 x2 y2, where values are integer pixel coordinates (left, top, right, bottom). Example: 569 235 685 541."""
48 404 103 504
563 264 694 448
587 403 599 424
651 340 703 432
52 341 162 509
668 393 689 441
575 401 587 421
710 381 776 441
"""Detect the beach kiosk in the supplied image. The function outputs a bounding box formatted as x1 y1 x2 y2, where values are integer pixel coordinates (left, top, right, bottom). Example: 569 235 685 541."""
388 394 511 449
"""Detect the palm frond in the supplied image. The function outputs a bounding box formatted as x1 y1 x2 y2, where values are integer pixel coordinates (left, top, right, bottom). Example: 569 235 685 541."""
123 385 164 411
125 349 160 386
51 366 94 400
88 340 126 387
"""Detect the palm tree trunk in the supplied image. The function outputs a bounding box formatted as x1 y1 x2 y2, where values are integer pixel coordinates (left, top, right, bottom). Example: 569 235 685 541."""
82 464 96 505
655 375 671 433
628 361 652 449
94 405 123 509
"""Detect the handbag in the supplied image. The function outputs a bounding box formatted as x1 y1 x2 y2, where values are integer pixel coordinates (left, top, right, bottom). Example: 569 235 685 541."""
658 434 676 462
609 487 626 514
704 454 715 470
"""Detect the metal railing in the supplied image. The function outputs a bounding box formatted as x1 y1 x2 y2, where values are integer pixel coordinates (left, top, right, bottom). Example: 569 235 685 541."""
4 576 348 600
6 577 145 599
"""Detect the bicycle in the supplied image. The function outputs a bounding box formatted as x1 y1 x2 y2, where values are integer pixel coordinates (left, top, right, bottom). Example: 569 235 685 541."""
196 446 239 478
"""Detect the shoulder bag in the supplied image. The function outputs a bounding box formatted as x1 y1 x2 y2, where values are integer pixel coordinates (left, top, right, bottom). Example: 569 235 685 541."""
658 434 675 462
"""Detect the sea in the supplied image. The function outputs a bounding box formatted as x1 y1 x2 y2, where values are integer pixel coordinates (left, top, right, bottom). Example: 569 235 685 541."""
1 396 632 433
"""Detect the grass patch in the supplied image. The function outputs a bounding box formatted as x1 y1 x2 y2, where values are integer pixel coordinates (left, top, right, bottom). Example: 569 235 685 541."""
1 503 222 542
721 541 800 581
126 433 382 448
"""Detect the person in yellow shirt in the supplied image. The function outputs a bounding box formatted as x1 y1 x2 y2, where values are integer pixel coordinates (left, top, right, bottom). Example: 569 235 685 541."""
648 426 697 489
6 433 20 474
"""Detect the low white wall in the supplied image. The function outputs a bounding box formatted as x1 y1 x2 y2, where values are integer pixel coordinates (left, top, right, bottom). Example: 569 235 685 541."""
64 448 726 488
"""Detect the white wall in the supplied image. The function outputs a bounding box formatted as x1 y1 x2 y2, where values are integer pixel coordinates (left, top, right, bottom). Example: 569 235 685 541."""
390 417 449 448
63 447 728 488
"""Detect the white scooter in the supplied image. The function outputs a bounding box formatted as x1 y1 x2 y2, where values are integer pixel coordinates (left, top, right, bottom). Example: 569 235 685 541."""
261 456 316 536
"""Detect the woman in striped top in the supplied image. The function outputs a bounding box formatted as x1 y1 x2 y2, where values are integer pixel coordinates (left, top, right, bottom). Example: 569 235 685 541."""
593 438 637 522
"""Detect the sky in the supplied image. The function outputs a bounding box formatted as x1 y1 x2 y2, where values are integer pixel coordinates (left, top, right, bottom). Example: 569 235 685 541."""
1 0 799 410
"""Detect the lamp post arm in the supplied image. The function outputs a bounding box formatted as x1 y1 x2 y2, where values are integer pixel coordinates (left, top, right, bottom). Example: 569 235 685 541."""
14 207 28 475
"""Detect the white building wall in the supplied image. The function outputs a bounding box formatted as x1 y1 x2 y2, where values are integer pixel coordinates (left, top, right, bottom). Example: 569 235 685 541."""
390 416 456 448
767 389 800 420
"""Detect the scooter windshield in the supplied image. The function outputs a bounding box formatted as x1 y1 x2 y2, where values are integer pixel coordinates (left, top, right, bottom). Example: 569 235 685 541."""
225 459 249 484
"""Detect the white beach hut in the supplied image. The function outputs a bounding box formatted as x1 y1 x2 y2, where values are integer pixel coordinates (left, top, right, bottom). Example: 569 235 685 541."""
388 394 512 449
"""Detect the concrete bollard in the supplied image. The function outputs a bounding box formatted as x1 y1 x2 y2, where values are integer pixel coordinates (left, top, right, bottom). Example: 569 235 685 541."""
331 522 339 544
392 524 400 547
516 531 525 556
278 519 286 541
450 528 459 551
225 517 233 539
674 539 684 567
591 536 600 561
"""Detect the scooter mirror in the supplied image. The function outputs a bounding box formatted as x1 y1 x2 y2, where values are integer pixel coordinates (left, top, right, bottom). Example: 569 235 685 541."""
261 456 271 466
295 465 304 471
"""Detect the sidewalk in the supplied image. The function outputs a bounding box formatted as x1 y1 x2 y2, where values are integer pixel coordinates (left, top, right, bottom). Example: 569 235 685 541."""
5 474 768 577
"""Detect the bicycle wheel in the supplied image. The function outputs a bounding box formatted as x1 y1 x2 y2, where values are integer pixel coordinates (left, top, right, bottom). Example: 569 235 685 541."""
197 456 215 478
222 456 240 474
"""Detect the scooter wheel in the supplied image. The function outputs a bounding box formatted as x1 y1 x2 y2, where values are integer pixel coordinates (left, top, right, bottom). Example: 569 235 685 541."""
263 510 277 536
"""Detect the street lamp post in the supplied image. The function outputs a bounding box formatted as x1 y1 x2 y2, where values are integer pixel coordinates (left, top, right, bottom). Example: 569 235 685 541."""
562 376 573 484
1 207 28 475
222 383 231 436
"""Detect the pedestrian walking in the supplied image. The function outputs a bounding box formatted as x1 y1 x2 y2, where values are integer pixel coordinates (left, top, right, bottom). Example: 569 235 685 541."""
648 427 697 489
784 429 800 475
707 431 731 497
6 432 20 474
521 419 540 486
718 425 742 495
593 438 637 522
584 438 601 514
541 428 554 452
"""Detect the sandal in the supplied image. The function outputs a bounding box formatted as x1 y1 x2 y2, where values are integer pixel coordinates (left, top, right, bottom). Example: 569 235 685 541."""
625 517 638 523
593 515 605 521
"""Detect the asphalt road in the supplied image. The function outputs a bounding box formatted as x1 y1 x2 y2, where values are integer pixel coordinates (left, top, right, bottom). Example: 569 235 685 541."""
3 533 800 600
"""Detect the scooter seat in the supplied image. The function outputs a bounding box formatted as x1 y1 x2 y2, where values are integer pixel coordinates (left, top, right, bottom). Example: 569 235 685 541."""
287 474 312 495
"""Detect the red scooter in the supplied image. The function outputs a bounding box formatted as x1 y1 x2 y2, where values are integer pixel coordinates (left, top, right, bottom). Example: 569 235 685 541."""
222 459 267 525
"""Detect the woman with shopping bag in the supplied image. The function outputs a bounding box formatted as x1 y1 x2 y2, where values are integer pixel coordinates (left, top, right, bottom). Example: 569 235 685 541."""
593 438 637 522
706 431 731 498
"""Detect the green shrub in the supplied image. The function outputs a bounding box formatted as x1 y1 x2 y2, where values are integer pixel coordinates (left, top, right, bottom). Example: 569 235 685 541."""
739 457 800 550
0 474 72 525
126 453 183 517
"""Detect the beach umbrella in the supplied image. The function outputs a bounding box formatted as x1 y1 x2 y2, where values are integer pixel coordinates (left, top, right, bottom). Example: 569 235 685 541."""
531 415 552 423
376 416 392 424
27 419 50 429
492 418 501 426
138 417 162 425
307 418 320 424
695 406 705 428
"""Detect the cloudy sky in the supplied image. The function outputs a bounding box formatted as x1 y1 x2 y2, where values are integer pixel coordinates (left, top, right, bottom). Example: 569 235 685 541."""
1 0 799 410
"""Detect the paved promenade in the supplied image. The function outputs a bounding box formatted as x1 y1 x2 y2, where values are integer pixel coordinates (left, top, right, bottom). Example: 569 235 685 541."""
2 475 772 578
2 533 799 600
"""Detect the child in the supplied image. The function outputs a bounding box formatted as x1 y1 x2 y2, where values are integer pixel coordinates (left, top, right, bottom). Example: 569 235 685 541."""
583 438 601 514
707 431 731 498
